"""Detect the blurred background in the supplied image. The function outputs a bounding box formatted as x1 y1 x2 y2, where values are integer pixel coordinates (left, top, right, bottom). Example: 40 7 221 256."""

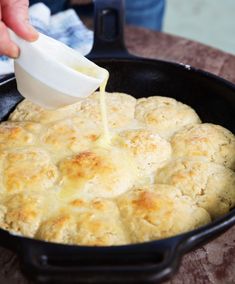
28 0 235 55
163 0 235 55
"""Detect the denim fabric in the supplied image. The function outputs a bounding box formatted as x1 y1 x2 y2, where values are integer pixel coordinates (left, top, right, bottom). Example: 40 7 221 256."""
29 0 67 14
125 0 165 31
30 0 165 31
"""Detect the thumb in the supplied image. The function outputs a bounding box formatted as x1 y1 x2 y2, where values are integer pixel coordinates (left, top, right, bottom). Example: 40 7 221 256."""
2 0 38 41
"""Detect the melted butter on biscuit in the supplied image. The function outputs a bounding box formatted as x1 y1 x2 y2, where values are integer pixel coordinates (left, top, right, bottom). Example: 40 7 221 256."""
2 88 235 246
59 148 138 200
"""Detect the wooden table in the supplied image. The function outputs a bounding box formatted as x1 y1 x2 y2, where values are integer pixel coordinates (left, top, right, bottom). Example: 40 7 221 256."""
0 26 235 284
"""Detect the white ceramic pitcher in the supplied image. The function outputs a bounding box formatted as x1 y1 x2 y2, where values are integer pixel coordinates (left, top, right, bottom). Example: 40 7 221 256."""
9 30 108 109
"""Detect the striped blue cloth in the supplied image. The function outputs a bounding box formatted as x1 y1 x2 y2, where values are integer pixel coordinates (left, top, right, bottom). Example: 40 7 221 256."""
0 3 93 75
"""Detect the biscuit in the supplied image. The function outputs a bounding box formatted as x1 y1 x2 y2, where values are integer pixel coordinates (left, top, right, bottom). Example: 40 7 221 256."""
80 92 137 129
36 211 77 244
59 148 138 199
37 198 128 246
9 99 81 123
171 123 235 169
114 129 172 176
0 192 43 236
41 119 101 158
155 158 235 218
135 96 201 138
73 198 128 246
1 147 58 193
0 121 41 150
117 184 211 243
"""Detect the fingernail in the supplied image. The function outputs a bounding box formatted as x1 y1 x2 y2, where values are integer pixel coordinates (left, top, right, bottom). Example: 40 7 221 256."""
27 25 39 40
11 45 20 58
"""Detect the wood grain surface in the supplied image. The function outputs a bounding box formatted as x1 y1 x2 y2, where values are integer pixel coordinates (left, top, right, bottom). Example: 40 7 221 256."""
0 26 235 284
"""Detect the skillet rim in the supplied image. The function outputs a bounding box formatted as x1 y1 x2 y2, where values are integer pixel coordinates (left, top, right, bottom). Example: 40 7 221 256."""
0 56 235 283
0 56 235 249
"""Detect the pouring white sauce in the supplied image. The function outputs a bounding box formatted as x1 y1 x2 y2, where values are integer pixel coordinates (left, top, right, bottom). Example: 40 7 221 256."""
10 31 109 109
98 77 111 144
72 64 111 145
10 30 112 144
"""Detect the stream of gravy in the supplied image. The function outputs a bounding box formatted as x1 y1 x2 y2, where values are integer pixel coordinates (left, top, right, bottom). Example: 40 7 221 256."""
73 66 110 146
98 77 110 145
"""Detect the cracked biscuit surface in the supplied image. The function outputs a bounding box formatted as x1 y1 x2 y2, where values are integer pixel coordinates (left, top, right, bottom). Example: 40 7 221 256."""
0 192 44 237
171 123 235 169
117 184 211 243
155 158 235 218
37 198 128 246
135 96 201 138
80 92 137 129
114 129 172 176
0 121 41 150
41 119 101 161
9 99 82 124
0 147 58 193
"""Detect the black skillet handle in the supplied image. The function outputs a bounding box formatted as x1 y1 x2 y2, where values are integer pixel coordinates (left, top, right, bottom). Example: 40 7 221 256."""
87 0 133 59
19 237 184 283
0 73 15 84
182 212 235 253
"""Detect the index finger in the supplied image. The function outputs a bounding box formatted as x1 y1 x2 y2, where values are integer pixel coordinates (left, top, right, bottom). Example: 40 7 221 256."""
1 0 38 42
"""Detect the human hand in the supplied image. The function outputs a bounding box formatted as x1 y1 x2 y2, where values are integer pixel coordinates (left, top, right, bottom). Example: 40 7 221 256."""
0 0 38 58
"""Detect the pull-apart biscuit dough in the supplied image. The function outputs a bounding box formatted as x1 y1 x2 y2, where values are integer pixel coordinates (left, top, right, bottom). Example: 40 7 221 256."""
135 96 201 138
155 158 235 218
117 184 211 243
171 123 235 169
0 93 233 246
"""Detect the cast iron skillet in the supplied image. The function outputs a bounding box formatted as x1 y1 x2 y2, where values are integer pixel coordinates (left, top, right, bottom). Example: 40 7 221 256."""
0 0 235 283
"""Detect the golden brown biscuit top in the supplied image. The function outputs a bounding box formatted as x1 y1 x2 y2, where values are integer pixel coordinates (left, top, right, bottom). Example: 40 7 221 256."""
1 147 58 193
155 158 235 218
171 123 235 169
80 92 137 128
114 129 172 176
9 99 82 124
36 198 128 246
0 122 41 150
135 96 201 138
117 184 211 242
59 148 138 199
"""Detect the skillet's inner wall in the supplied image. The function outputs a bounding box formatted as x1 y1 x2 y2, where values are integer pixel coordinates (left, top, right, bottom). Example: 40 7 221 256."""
93 59 235 133
0 79 22 122
1 59 235 134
